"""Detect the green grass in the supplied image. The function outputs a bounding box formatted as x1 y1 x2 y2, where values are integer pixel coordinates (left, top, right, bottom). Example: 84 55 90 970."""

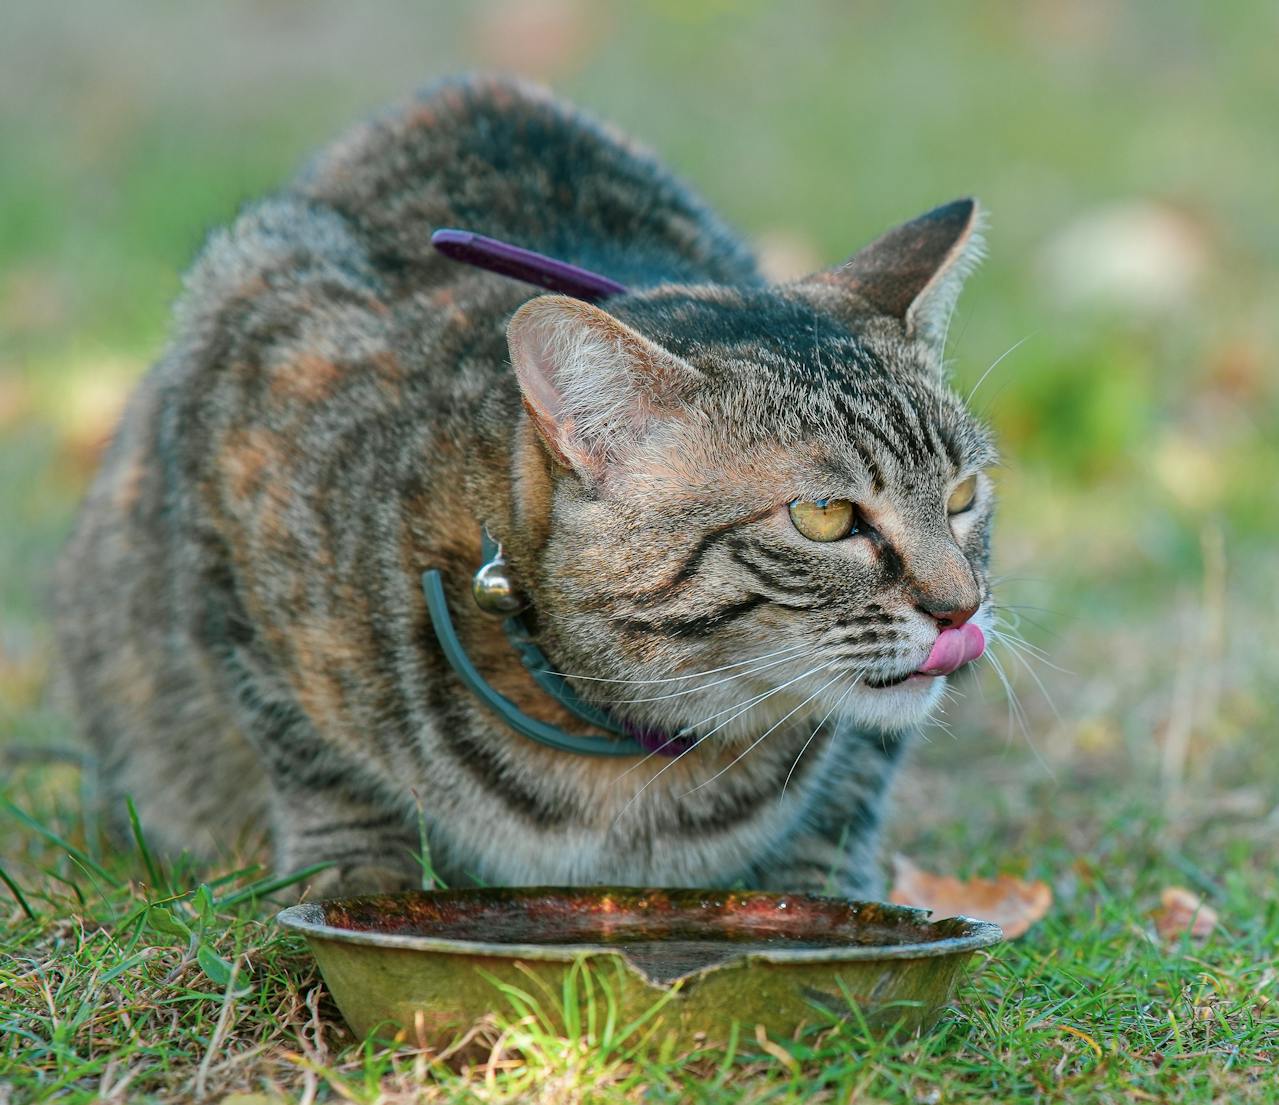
2 1 1277 1101
2 775 1275 1102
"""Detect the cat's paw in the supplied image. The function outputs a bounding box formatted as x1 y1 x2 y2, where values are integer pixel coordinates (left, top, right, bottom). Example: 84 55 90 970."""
296 863 418 901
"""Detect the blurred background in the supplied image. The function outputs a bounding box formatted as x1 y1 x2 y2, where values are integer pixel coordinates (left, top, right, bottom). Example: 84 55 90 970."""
3 1 1275 881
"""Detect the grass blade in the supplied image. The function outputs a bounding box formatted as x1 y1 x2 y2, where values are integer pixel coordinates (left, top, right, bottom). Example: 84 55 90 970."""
125 796 168 895
2 799 123 889
216 862 333 909
0 862 37 920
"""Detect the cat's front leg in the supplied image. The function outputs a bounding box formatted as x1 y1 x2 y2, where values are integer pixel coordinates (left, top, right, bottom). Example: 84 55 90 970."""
754 726 909 901
272 778 423 900
246 704 422 898
756 822 887 900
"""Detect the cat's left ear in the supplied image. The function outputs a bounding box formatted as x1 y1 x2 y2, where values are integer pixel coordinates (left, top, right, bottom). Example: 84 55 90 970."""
800 198 984 355
507 295 702 481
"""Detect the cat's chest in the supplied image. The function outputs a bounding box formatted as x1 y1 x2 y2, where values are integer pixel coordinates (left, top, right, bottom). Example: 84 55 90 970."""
435 734 832 887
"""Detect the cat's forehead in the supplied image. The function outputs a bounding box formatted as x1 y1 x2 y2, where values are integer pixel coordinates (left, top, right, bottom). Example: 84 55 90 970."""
612 285 874 372
613 286 993 473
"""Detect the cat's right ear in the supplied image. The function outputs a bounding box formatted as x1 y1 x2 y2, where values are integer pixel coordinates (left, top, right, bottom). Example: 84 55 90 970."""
800 198 985 355
507 295 700 481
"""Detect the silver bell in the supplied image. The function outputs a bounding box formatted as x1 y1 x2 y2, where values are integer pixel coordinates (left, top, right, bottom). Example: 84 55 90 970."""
472 551 527 616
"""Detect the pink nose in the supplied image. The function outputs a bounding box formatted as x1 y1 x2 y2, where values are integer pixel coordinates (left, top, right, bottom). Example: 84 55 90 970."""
918 623 986 676
917 601 978 628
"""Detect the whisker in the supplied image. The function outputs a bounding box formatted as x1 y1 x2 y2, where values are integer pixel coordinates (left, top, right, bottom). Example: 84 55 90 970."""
922 694 957 738
965 334 1032 405
608 648 816 705
780 669 863 800
681 659 836 746
996 611 1061 638
988 573 1052 586
990 614 1046 657
609 659 835 824
922 718 953 741
995 635 1060 670
989 618 1045 656
940 681 967 701
989 622 1071 675
668 661 831 738
987 629 1064 721
993 601 1063 618
607 674 810 786
985 647 1025 736
983 648 1053 778
545 641 809 687
679 668 848 800
992 606 1022 632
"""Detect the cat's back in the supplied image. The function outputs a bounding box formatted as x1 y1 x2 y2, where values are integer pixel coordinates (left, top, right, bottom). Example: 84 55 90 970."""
290 75 760 292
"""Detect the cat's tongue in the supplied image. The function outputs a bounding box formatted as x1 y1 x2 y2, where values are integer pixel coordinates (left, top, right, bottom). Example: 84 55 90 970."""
918 624 986 676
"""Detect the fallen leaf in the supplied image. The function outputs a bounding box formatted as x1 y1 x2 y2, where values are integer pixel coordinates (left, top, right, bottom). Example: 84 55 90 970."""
1152 886 1218 941
889 853 1052 939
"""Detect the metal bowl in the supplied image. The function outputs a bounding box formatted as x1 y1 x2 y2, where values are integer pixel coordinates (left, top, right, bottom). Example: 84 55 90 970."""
277 887 1002 1048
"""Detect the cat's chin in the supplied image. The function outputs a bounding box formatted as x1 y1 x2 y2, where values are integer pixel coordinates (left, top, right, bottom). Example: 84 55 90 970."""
837 673 948 731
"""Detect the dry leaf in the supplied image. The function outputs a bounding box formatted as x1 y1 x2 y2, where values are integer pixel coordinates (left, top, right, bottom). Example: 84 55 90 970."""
889 853 1052 939
1152 886 1218 941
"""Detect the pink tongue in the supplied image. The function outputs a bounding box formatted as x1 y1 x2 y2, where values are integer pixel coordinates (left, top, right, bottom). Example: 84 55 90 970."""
919 624 986 676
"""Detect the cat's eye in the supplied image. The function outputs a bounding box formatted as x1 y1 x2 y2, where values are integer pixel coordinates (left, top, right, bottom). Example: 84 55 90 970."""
947 475 978 515
789 498 858 542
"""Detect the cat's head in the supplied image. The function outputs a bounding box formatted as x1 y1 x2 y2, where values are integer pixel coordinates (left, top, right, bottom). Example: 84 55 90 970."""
505 199 995 740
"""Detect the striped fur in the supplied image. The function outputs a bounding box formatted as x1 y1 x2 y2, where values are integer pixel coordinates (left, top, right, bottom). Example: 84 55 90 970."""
54 76 997 899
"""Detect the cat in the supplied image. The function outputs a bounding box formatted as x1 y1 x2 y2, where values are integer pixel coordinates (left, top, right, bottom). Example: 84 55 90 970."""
54 75 996 900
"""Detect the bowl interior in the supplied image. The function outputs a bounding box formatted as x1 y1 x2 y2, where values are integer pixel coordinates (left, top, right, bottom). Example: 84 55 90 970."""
295 887 996 985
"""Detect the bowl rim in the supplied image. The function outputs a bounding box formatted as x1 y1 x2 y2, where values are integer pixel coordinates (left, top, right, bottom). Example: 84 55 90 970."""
276 886 1004 975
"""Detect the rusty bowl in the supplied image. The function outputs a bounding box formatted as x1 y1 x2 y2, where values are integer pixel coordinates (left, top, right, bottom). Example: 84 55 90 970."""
277 886 1001 1049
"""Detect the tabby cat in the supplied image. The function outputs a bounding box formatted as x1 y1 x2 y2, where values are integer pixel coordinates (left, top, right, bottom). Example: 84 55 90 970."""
55 76 996 899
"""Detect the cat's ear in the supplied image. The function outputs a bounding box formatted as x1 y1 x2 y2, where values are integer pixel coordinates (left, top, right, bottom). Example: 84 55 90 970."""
507 295 701 479
802 198 984 354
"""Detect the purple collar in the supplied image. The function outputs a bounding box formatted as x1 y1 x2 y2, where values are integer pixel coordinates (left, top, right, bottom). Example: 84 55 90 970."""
624 725 698 758
431 228 630 303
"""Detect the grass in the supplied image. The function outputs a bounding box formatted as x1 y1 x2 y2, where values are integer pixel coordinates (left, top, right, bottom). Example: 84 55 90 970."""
2 1 1277 1101
2 773 1275 1102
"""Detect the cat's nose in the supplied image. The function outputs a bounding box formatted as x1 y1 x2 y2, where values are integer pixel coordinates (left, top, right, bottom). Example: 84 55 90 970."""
915 599 978 628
